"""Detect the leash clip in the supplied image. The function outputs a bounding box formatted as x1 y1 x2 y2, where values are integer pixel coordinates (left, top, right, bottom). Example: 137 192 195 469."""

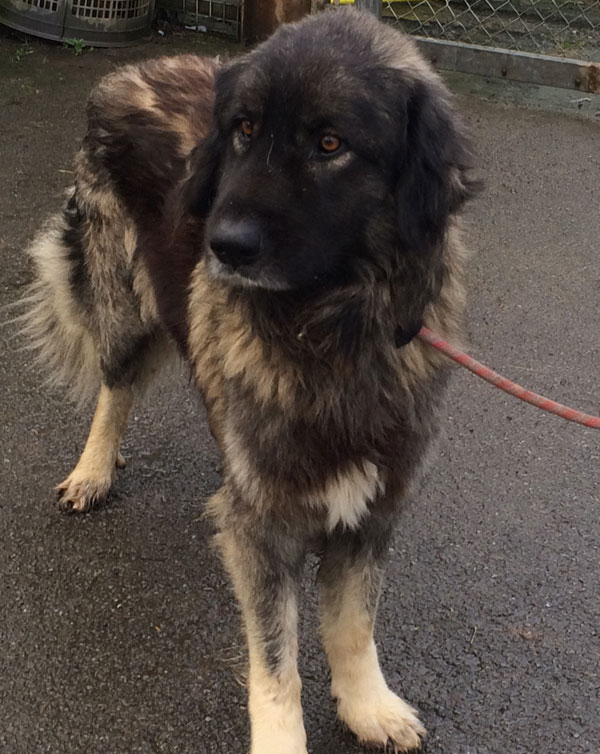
394 320 423 348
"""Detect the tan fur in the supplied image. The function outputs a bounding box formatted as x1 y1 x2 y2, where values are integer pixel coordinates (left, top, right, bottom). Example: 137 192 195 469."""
56 385 133 512
23 10 477 751
20 56 215 403
20 205 102 402
92 55 218 157
320 566 426 750
186 234 468 517
309 461 384 532
217 522 307 754
188 262 301 415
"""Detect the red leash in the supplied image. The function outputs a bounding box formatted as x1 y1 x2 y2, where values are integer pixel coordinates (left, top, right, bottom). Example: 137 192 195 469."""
418 326 600 430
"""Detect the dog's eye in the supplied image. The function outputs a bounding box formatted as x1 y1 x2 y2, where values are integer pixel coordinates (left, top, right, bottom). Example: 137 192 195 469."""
239 119 254 139
319 134 341 154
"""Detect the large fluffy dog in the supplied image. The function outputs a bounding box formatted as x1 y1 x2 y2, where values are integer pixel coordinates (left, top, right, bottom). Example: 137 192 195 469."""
24 8 477 753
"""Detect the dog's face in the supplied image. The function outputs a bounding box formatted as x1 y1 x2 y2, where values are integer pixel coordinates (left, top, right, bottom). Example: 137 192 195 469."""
202 53 401 291
187 11 476 293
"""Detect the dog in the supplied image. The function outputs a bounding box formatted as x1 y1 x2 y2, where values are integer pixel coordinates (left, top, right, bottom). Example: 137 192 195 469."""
23 8 477 753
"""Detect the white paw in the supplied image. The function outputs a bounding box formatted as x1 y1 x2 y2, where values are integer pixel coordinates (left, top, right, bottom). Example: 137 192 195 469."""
337 687 425 752
250 727 308 754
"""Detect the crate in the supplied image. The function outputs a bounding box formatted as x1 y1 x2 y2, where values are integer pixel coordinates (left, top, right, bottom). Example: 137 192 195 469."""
0 0 155 46
158 0 243 40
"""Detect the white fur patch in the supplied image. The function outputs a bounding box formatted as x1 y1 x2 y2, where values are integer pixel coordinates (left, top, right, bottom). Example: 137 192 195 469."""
318 461 383 532
223 422 382 531
331 640 426 750
248 664 307 754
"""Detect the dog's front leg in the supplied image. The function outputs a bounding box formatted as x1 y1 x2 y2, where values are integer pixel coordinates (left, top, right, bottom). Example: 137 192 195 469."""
216 516 308 754
318 514 426 752
56 384 133 512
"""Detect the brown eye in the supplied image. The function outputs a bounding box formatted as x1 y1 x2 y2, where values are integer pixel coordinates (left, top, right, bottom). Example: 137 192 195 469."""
320 134 341 154
240 119 254 139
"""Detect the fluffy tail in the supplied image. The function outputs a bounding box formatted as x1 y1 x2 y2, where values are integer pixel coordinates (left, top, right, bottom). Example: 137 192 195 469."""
18 196 102 403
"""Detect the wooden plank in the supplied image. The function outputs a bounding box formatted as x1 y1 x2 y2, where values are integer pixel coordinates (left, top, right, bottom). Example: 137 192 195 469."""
416 37 600 93
244 0 311 41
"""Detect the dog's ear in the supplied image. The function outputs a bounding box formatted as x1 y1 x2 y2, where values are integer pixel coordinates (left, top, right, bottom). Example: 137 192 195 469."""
382 72 479 340
178 59 248 219
182 130 224 218
395 77 478 253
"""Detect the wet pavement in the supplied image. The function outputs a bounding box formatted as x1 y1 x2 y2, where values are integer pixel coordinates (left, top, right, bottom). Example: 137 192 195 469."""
0 25 599 754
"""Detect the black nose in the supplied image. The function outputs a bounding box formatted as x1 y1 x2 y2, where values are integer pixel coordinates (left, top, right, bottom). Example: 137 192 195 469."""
209 219 263 269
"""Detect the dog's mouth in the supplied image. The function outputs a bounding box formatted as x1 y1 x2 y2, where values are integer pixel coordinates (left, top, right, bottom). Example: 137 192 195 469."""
205 250 292 292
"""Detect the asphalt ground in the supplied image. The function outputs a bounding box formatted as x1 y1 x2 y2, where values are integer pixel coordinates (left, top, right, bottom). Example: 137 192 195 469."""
0 24 599 754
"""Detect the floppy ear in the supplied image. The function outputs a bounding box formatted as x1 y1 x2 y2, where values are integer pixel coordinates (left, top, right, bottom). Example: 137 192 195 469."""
178 58 248 219
182 129 224 218
396 78 478 252
390 76 479 341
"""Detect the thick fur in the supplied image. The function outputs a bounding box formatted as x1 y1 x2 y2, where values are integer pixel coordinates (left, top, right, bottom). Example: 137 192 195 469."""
24 9 477 753
21 54 218 399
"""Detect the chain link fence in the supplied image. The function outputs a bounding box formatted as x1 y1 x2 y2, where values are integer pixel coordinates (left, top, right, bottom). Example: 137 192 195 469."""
382 0 600 61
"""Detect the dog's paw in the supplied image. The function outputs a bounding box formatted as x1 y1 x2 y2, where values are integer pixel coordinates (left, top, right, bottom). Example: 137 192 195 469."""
56 451 126 512
337 688 425 752
56 474 112 513
250 730 308 754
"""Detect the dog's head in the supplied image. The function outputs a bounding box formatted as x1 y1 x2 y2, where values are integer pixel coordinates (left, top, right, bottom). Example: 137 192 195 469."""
184 9 477 298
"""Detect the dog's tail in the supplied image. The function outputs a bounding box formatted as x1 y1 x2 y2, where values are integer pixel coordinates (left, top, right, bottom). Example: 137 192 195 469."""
17 190 102 403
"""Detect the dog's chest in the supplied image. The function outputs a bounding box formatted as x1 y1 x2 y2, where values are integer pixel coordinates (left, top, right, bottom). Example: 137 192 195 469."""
187 272 427 523
311 461 384 531
224 409 385 528
220 372 394 528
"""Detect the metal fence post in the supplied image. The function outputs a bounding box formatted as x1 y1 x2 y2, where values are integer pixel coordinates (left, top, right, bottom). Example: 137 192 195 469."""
354 0 381 17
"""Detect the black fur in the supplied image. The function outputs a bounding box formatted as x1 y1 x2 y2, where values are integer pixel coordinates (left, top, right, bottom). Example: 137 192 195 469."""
26 10 479 751
63 193 92 309
166 13 477 350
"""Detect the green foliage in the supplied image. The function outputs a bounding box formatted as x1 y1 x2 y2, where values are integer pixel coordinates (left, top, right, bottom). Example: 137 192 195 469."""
63 38 93 56
14 42 34 62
